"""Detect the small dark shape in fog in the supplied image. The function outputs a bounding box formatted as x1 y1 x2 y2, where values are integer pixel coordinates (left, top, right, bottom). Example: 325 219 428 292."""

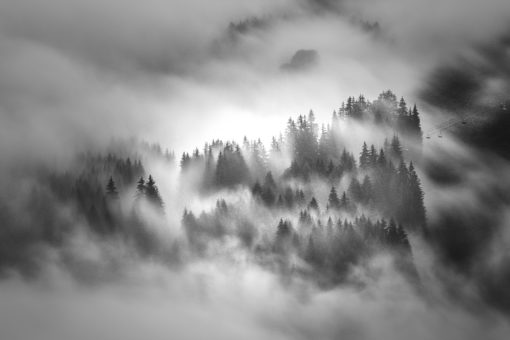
304 0 342 12
228 17 268 36
281 49 319 71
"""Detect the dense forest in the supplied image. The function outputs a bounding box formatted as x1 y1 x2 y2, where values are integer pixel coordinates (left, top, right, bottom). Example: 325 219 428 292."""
0 90 425 285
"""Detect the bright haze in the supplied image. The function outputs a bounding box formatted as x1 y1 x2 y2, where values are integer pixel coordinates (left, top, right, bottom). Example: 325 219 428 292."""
1 0 510 340
0 0 507 157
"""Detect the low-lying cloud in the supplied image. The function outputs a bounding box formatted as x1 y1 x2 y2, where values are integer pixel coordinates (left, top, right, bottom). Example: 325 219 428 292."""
2 0 510 339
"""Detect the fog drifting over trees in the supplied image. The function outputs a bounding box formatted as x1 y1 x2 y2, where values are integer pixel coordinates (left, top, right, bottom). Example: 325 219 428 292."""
1 1 510 339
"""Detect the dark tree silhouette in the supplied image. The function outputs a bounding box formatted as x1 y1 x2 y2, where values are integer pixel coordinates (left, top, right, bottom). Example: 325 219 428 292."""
145 175 164 211
308 197 319 212
328 186 341 210
106 177 119 199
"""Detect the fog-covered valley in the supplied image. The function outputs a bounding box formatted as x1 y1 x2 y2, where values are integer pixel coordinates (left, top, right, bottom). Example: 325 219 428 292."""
1 0 510 339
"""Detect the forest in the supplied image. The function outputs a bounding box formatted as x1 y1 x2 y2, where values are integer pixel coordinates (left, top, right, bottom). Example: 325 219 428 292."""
2 1 510 339
0 90 427 286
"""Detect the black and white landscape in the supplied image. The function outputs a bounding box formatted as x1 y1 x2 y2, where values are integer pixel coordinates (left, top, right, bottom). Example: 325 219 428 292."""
1 1 510 339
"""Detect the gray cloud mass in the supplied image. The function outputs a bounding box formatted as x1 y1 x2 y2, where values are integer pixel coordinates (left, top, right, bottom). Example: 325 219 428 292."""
1 0 510 339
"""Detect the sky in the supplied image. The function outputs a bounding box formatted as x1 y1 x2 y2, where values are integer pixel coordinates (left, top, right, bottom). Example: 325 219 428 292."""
1 1 510 339
1 0 509 161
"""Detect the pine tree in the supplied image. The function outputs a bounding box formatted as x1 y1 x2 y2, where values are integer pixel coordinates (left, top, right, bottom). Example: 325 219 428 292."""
410 104 423 141
377 148 387 168
308 197 319 211
408 162 426 228
361 175 373 203
215 144 250 187
264 171 276 188
276 219 291 238
398 97 407 116
340 191 349 210
275 219 293 254
270 136 280 154
394 161 409 222
145 175 164 210
106 176 119 199
328 186 341 210
318 124 329 161
202 147 215 190
340 148 356 172
136 177 145 198
359 142 370 169
348 178 363 202
369 145 378 167
180 152 191 170
346 97 353 115
390 135 403 161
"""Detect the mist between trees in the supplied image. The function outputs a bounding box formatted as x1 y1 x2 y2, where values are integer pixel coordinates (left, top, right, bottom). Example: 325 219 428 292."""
0 90 423 281
1 89 508 320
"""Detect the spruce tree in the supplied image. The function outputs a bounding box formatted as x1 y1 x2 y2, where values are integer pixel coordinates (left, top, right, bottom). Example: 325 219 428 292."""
145 175 164 210
398 97 408 116
328 186 341 210
348 178 363 202
408 162 426 228
263 171 276 188
136 177 145 197
106 176 119 199
369 145 378 167
359 142 370 169
390 135 403 161
275 219 292 254
308 197 319 211
411 104 423 141
377 148 387 168
340 191 349 210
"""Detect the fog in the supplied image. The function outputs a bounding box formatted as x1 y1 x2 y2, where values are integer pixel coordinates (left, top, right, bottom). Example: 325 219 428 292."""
1 0 510 339
2 0 509 158
1 234 510 340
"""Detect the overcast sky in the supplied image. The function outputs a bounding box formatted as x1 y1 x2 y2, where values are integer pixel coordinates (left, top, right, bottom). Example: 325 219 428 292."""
1 0 509 159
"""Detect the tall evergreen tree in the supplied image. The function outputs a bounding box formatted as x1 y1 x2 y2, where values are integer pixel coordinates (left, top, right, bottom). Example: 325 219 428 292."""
390 135 403 161
308 197 319 212
359 142 370 169
340 191 349 211
348 178 363 203
106 176 119 199
369 145 378 167
410 104 423 141
275 219 293 254
408 162 426 228
328 186 341 210
136 177 145 198
145 175 164 210
398 97 408 116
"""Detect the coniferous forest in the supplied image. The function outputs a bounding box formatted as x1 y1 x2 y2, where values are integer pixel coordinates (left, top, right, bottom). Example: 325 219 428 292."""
2 2 510 338
1 91 425 286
